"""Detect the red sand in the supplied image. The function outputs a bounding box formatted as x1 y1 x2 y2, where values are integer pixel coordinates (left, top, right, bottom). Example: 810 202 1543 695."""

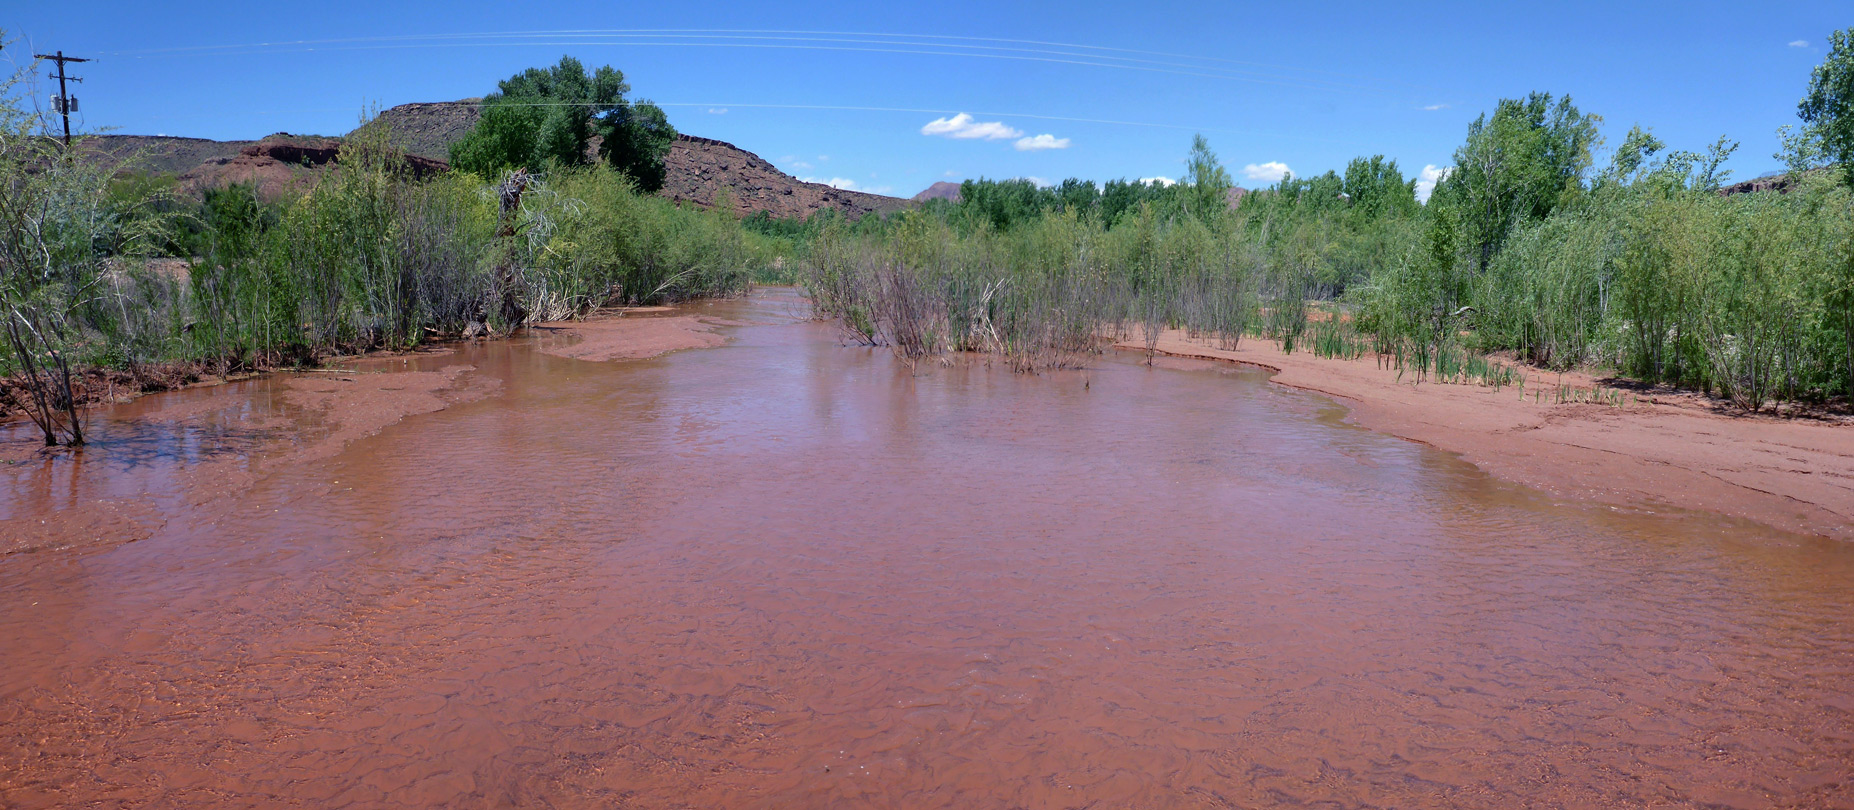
535 313 726 362
1121 330 1854 542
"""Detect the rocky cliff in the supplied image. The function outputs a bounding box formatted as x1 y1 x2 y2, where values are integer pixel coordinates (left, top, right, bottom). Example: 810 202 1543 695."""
661 135 907 219
355 99 483 162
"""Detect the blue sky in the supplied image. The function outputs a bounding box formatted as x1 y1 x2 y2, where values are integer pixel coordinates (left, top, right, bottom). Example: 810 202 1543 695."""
4 1 1844 198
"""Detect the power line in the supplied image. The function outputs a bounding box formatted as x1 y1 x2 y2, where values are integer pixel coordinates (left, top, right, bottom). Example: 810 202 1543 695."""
117 39 1361 94
96 30 1428 97
645 103 1338 142
110 99 1351 149
32 50 90 147
98 27 1430 90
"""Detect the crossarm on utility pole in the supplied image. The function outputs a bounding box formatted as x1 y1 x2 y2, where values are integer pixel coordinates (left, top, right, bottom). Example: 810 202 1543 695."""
31 51 91 147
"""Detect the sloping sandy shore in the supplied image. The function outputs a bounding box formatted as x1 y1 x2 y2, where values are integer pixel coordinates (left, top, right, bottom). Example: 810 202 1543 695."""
533 311 727 362
1120 330 1854 542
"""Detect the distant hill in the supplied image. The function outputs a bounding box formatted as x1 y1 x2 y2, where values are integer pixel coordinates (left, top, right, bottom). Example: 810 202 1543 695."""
173 136 447 200
75 100 909 220
912 181 962 202
1716 168 1835 196
352 99 483 161
75 135 253 176
664 135 907 219
75 133 438 200
353 100 905 218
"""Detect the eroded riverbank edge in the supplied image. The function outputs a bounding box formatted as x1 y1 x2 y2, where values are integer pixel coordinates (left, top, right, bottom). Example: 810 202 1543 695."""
532 310 731 362
1118 330 1854 543
0 309 735 556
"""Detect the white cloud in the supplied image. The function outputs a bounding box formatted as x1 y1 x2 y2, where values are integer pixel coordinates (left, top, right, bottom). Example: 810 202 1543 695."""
818 155 829 162
1241 162 1293 183
707 108 728 114
1414 164 1451 203
1789 40 1810 48
943 170 959 177
1140 176 1176 187
1020 176 1053 188
921 113 1024 141
1014 134 1071 151
1421 103 1450 111
788 159 813 170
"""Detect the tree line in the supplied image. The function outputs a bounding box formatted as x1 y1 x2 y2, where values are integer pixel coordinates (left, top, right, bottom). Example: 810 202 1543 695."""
799 30 1854 410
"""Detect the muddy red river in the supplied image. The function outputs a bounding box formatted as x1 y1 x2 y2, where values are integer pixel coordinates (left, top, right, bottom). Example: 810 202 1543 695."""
2 290 1851 808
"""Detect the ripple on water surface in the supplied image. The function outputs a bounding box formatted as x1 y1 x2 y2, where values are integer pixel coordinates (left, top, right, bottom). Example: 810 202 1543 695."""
2 291 1851 809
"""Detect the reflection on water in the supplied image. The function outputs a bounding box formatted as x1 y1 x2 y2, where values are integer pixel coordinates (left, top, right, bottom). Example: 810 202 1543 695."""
3 289 1851 808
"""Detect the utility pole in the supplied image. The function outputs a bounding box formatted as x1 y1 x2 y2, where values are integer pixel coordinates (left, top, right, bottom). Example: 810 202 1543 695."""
32 50 90 147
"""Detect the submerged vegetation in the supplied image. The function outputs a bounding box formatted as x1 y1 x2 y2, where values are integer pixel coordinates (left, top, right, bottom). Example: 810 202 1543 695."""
797 36 1854 414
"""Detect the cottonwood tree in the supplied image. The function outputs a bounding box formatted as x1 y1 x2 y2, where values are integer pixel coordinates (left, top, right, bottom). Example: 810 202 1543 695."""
1181 134 1233 222
1795 27 1854 393
1436 93 1601 272
449 56 677 191
1798 28 1854 188
1341 156 1418 219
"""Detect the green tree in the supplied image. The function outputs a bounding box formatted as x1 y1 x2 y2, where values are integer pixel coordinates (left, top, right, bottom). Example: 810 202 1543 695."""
1795 28 1854 393
1054 178 1101 216
1181 134 1233 222
957 178 1057 230
1437 92 1601 271
1341 155 1418 219
449 56 677 191
1798 28 1854 187
598 100 675 192
1099 178 1173 226
1599 125 1666 185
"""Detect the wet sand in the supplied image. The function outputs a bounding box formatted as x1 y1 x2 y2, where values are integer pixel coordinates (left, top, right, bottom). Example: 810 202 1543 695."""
534 312 728 363
1122 330 1854 542
2 291 1852 808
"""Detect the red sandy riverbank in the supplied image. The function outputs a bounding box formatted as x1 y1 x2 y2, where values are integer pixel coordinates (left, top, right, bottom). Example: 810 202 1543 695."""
1120 330 1854 542
533 309 729 362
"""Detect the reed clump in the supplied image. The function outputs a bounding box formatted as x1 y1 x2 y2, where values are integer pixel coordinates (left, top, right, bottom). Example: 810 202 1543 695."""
794 86 1854 414
802 204 1261 372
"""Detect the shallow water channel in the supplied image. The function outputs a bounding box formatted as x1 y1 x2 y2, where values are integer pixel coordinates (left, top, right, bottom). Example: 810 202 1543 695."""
3 290 1852 808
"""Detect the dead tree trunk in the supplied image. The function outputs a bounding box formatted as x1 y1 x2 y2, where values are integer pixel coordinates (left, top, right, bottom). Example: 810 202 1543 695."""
493 170 531 329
